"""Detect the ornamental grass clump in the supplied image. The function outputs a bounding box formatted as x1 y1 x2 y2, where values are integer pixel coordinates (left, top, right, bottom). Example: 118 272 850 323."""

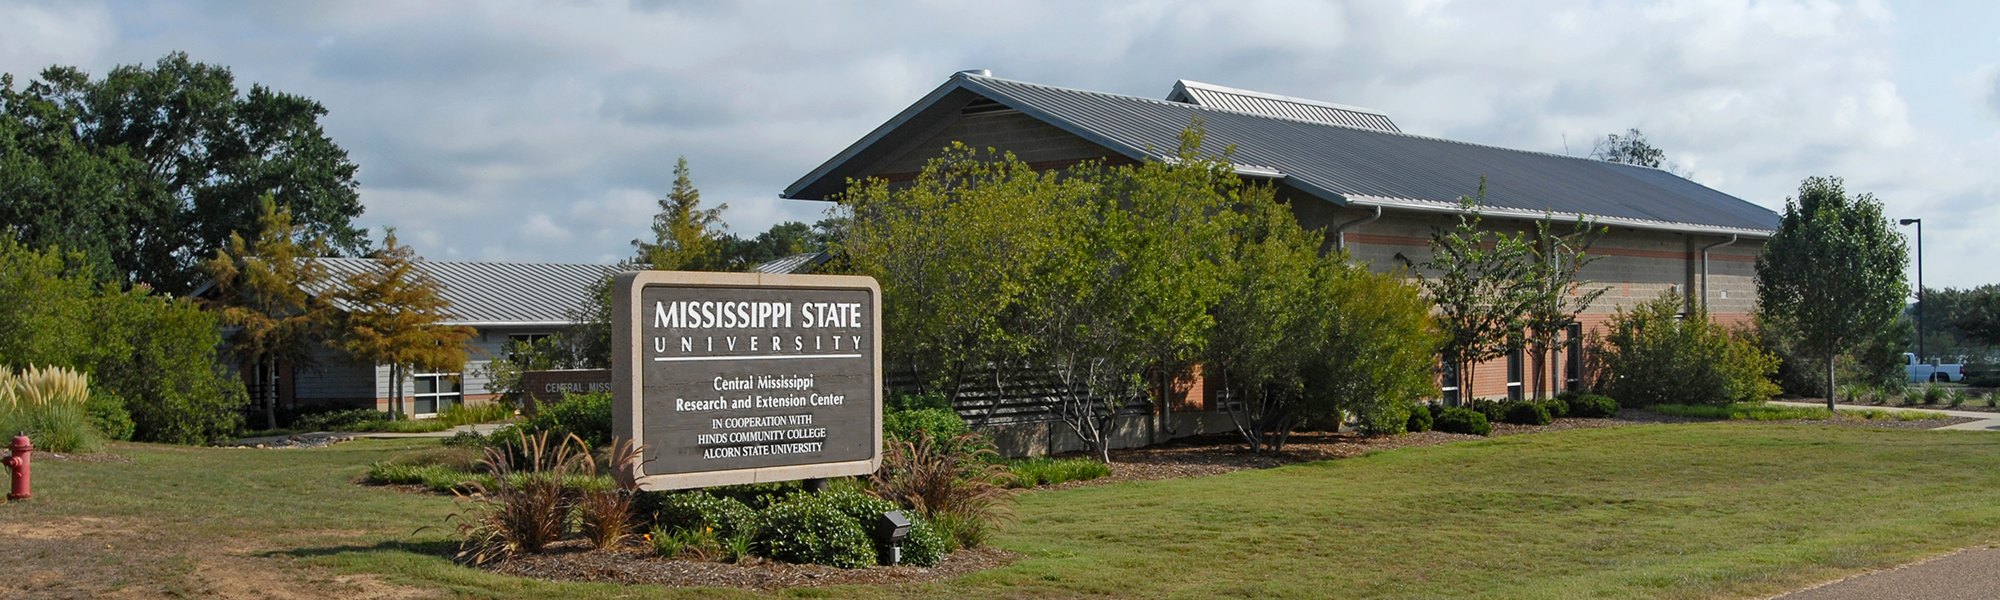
577 439 642 550
0 365 104 453
869 430 1014 550
444 431 633 564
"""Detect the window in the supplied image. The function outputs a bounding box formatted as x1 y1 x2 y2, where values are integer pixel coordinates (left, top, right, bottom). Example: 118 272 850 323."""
412 373 462 415
1506 347 1524 401
507 334 553 362
1440 358 1461 405
1564 322 1584 392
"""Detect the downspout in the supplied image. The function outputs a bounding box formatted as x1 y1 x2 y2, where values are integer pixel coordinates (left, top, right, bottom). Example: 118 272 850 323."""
1332 205 1383 252
1699 234 1739 312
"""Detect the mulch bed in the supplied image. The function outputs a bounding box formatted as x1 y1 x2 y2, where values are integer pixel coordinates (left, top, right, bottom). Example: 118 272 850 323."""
491 538 1019 589
459 406 1977 589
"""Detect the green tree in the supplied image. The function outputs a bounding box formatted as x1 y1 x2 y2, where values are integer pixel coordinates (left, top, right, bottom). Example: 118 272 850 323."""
1929 285 2000 350
330 229 474 417
1756 177 1909 410
634 156 728 271
1402 181 1542 403
0 238 247 443
200 197 334 430
1033 125 1241 462
1 52 365 294
1590 129 1666 168
837 143 1089 403
1524 216 1608 398
1204 188 1323 451
1206 191 1440 450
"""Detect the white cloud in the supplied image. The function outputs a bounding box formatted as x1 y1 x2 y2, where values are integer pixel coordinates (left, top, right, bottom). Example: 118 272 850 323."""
0 2 114 79
5 0 1993 288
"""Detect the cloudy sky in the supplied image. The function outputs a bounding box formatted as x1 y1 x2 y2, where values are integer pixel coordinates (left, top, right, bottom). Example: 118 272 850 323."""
3 0 1996 289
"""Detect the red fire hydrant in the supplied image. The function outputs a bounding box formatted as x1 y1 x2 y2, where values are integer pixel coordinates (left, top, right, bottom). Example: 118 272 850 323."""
3 435 30 501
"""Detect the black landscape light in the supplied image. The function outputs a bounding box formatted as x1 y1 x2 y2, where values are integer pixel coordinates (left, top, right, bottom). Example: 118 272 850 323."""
876 510 912 565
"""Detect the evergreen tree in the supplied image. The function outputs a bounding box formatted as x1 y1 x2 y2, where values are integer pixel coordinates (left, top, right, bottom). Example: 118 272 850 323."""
634 156 728 271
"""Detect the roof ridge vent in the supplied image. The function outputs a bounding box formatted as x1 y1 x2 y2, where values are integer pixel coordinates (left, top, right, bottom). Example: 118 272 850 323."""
1167 79 1400 133
956 69 992 78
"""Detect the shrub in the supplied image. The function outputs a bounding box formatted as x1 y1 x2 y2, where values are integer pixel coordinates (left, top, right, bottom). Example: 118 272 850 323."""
0 365 104 453
1432 407 1491 436
1949 388 1968 407
649 491 758 539
869 431 1014 549
292 408 383 431
506 391 612 449
751 493 878 568
651 524 720 560
1537 397 1568 418
1923 385 1945 405
884 407 969 444
1004 456 1112 488
887 391 951 412
897 513 950 567
0 240 248 445
1599 292 1780 407
1405 404 1434 432
1502 401 1552 426
439 402 515 427
1558 392 1619 418
84 390 135 441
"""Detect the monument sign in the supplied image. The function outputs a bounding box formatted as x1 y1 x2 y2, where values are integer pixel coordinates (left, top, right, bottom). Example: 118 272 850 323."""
612 271 882 490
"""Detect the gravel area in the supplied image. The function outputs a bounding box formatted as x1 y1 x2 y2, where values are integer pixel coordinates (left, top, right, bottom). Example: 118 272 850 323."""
491 539 1019 590
225 432 355 449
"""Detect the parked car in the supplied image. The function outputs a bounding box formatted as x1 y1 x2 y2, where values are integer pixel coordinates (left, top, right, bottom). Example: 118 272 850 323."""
1906 353 1965 383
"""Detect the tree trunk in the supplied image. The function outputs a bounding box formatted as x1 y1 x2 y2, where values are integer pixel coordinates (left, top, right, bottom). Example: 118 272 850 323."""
1825 352 1838 412
263 353 278 431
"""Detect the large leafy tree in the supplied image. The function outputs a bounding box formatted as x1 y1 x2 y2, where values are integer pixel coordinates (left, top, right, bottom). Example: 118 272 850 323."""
1757 177 1908 410
330 229 474 417
0 52 364 294
839 142 1089 403
200 197 334 430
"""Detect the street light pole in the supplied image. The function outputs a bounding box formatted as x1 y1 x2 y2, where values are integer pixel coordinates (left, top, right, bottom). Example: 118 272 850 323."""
1898 218 1923 364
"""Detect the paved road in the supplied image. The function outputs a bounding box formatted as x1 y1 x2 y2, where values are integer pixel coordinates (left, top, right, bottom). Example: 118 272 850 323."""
1770 547 2000 600
1766 401 2000 431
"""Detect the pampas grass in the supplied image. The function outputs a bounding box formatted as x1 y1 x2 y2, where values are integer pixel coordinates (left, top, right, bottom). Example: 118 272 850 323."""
0 365 103 453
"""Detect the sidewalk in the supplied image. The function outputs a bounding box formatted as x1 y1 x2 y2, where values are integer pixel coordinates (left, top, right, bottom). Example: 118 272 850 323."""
1768 546 2000 600
1766 401 2000 431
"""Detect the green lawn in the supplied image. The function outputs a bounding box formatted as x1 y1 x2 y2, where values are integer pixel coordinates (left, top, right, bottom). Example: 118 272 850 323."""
7 423 2000 599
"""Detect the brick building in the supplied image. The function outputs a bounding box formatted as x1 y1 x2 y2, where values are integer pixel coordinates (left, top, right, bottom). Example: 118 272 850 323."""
782 71 1779 452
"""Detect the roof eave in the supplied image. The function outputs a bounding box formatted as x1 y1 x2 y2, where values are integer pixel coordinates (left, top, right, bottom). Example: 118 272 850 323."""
1345 195 1774 239
782 75 977 200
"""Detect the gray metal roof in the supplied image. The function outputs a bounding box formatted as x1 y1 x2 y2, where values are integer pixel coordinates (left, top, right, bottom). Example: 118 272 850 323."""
1167 80 1400 133
753 252 831 275
316 258 613 326
785 73 1780 236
